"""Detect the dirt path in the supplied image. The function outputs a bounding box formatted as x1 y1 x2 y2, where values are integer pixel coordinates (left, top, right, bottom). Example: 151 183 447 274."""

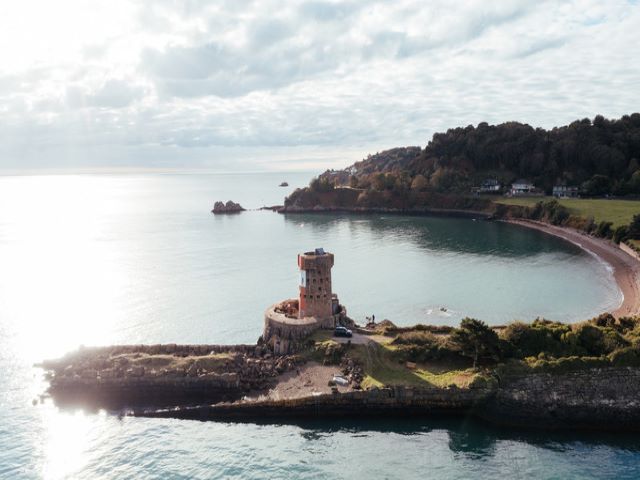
256 362 352 401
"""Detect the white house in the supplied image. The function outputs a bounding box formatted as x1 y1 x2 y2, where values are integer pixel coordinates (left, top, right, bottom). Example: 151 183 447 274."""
552 185 579 198
510 179 536 196
478 178 501 193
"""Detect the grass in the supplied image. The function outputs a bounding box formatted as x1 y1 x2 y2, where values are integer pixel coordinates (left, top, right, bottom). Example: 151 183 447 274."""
348 343 475 389
115 352 233 371
495 197 640 228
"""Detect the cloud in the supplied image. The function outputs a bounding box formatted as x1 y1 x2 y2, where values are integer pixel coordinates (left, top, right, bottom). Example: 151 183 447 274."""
65 80 146 109
0 0 638 171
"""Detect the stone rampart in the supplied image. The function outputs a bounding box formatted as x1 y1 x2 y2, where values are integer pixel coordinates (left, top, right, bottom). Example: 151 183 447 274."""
139 367 640 431
263 302 339 354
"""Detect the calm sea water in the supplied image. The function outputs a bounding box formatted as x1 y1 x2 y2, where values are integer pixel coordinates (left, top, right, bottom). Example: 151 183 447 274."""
0 172 636 479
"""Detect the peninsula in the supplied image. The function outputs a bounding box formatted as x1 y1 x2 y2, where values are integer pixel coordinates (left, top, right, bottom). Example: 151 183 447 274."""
41 249 640 431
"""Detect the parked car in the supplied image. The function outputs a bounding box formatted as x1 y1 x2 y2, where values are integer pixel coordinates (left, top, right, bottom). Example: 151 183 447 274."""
334 326 352 338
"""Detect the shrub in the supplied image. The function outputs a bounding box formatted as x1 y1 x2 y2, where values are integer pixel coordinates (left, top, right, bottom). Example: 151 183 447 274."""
595 221 613 238
613 225 628 244
527 355 610 373
609 346 640 367
571 323 628 356
501 320 570 358
392 331 438 347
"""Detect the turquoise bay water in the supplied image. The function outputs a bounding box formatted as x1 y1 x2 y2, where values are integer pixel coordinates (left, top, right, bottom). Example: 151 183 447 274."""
0 173 637 479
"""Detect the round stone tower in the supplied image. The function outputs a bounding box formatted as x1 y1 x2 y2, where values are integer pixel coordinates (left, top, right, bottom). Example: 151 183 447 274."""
298 248 334 319
263 248 345 354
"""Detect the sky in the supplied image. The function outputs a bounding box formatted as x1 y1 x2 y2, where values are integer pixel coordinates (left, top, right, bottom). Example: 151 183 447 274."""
0 0 638 173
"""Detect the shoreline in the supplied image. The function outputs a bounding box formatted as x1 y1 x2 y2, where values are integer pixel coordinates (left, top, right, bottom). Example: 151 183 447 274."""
504 219 640 317
278 205 492 218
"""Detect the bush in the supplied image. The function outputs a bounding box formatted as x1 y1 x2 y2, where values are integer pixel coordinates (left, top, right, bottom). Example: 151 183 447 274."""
629 214 640 239
613 225 628 244
595 221 613 238
527 355 610 373
609 346 640 367
501 320 570 358
571 323 628 356
392 331 438 347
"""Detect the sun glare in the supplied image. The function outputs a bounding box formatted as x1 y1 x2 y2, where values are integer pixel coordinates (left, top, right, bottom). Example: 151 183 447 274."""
0 176 126 361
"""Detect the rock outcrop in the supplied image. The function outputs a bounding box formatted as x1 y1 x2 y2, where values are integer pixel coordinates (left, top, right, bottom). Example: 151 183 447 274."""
211 200 245 214
41 344 302 409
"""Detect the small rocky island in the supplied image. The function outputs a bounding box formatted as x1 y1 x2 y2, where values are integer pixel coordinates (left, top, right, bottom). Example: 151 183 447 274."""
211 200 245 214
40 248 640 431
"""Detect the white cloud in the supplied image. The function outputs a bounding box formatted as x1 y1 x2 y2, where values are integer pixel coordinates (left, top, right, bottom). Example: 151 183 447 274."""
0 0 638 171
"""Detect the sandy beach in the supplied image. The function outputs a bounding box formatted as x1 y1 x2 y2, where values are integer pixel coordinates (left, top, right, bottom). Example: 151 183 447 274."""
505 219 640 318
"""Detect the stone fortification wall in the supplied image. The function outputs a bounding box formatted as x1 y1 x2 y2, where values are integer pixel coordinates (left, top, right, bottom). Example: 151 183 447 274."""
263 302 345 354
141 384 492 420
140 367 640 431
263 303 321 354
482 367 640 430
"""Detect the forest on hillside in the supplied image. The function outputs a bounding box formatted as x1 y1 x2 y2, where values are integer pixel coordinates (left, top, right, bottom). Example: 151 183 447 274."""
319 114 640 196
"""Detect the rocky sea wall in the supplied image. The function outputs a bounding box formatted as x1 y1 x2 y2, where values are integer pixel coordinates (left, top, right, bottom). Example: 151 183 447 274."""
137 367 640 431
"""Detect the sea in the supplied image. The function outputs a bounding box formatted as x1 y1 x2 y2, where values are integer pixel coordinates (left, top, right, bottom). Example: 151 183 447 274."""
0 172 638 479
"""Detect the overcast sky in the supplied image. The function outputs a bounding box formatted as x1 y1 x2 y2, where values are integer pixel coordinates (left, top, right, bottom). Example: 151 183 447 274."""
0 0 638 173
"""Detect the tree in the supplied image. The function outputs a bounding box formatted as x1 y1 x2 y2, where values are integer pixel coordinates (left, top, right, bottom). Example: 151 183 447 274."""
581 174 613 196
410 174 428 191
309 177 334 193
450 318 500 368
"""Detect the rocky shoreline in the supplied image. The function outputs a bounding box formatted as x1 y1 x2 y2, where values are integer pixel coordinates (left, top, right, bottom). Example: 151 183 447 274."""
135 366 640 431
278 204 492 219
40 342 640 431
41 344 304 409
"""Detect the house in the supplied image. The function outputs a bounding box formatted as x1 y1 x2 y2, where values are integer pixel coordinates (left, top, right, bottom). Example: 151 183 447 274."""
553 185 579 198
510 179 536 196
478 178 501 193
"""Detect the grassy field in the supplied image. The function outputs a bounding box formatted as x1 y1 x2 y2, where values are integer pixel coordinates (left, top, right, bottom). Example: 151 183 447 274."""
348 343 476 389
495 197 640 228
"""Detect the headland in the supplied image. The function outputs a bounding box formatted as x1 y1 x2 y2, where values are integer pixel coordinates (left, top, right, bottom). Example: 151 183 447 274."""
39 248 640 432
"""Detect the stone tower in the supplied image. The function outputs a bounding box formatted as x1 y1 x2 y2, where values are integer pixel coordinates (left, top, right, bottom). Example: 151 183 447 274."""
298 248 334 319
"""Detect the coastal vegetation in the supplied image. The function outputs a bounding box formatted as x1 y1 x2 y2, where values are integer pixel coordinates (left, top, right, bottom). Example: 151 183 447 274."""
496 197 640 229
307 313 640 389
283 113 640 243
317 113 640 197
